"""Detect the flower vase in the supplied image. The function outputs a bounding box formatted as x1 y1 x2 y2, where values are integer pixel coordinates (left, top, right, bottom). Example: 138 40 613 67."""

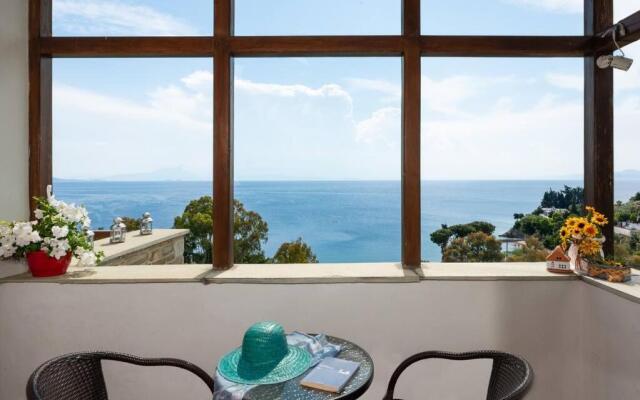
26 250 72 277
567 244 589 275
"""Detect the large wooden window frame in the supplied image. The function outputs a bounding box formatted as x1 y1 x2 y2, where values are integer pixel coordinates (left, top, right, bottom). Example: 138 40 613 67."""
29 0 640 268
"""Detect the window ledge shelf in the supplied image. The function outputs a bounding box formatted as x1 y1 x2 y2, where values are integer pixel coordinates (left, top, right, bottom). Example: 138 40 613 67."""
1 261 580 284
2 262 638 302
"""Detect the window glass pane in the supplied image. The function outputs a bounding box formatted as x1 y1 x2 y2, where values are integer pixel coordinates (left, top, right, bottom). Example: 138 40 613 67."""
53 58 213 240
421 58 584 262
53 0 212 36
615 1 637 21
422 0 582 35
235 0 400 36
234 58 401 263
614 40 640 267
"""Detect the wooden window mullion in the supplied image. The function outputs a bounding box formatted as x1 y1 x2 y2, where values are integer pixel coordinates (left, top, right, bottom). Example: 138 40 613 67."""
213 0 234 268
584 0 614 256
402 0 421 268
28 0 52 216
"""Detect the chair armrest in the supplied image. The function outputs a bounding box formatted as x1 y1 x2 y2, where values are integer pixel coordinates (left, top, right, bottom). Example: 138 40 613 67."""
95 352 215 393
383 351 508 400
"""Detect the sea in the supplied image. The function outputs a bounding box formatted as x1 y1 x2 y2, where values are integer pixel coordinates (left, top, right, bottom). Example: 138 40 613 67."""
53 180 640 262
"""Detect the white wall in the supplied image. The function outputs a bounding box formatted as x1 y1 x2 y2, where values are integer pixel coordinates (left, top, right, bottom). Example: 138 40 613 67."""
0 0 29 221
582 283 640 400
0 280 590 400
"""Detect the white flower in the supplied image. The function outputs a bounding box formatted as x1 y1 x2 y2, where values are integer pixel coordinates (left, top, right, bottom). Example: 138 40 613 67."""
11 222 42 247
0 243 16 258
46 185 61 208
75 249 98 267
34 209 44 219
30 230 42 243
48 238 70 259
52 225 69 239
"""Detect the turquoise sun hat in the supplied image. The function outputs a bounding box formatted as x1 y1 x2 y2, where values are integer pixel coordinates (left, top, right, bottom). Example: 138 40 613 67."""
218 321 312 385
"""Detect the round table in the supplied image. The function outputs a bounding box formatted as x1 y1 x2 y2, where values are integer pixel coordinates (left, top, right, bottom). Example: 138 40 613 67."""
242 335 374 400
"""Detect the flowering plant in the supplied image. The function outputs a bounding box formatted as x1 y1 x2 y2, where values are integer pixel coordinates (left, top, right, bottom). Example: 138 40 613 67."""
559 206 608 259
0 186 103 266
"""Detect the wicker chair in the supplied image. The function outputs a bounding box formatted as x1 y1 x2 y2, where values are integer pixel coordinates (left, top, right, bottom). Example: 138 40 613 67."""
383 351 533 400
26 351 215 400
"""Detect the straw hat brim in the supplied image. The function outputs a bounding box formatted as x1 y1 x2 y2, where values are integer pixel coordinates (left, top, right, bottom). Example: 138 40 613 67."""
218 346 312 385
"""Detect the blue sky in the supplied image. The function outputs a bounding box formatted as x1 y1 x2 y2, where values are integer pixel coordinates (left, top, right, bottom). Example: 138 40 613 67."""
51 0 639 181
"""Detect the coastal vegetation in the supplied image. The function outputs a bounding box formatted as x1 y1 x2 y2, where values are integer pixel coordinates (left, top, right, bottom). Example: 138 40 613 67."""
442 231 503 262
538 185 583 213
615 192 640 223
613 192 640 267
271 238 318 263
172 195 315 264
431 221 503 262
431 186 586 263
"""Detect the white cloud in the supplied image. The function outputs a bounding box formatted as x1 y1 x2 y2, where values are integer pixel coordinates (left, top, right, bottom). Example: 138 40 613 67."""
423 75 517 116
235 80 353 104
53 0 197 36
355 107 401 145
422 95 584 180
54 60 639 181
53 71 212 180
346 78 401 101
545 73 582 90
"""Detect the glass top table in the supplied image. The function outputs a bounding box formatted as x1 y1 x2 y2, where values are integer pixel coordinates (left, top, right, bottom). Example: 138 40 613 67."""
241 335 374 400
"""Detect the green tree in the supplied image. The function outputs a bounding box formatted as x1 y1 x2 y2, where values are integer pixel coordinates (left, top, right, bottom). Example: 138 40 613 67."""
233 200 269 263
271 238 318 263
173 196 269 264
174 196 214 263
121 216 140 231
430 221 496 259
430 225 453 255
540 186 583 210
443 231 503 262
506 236 549 262
630 192 640 202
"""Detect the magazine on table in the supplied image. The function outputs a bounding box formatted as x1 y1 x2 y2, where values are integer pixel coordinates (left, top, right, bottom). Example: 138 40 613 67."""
300 357 360 393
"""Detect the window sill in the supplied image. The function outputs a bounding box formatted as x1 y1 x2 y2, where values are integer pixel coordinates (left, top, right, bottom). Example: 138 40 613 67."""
2 262 638 302
1 261 579 284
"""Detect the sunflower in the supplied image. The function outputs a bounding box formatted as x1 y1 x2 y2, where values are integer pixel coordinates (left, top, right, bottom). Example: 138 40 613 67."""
577 221 586 229
592 212 608 226
579 238 602 257
585 205 595 213
583 223 597 237
572 227 582 236
566 218 578 227
560 228 569 238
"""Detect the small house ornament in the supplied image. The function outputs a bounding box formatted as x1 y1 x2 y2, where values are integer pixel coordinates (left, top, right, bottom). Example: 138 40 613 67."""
140 212 153 236
546 245 572 274
110 217 127 244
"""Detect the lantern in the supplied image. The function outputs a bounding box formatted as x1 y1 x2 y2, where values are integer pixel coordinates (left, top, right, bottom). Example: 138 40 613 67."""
110 217 127 244
140 212 153 236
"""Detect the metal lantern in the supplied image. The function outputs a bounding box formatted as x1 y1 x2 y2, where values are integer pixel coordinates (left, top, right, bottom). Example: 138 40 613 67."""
140 212 153 236
110 217 127 244
83 227 95 250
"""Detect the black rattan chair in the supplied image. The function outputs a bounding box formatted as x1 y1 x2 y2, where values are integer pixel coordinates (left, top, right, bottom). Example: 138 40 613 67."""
26 351 215 400
383 350 533 400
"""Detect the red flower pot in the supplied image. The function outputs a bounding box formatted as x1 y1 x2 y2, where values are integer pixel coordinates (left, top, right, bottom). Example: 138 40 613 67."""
26 250 72 277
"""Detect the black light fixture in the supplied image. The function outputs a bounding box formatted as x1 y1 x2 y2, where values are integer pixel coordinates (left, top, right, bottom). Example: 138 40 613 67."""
597 23 634 71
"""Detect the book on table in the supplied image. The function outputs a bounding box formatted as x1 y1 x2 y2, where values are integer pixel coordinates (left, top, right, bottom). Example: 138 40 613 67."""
300 357 360 393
